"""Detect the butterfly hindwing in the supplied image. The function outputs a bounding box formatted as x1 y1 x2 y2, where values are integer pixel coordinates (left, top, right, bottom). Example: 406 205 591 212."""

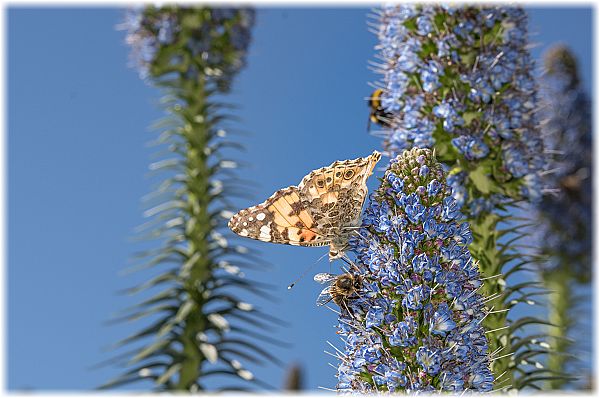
228 186 330 247
297 151 382 236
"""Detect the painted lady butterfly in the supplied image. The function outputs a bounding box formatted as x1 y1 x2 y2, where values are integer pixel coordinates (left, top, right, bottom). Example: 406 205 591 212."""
228 151 381 260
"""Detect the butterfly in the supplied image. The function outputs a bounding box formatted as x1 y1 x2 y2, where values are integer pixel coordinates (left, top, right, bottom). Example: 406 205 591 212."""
314 272 363 307
228 151 381 260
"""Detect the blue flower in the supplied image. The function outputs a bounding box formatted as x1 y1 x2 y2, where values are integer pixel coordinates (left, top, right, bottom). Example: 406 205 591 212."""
416 346 441 375
420 61 443 92
433 102 451 118
336 148 492 392
372 374 387 386
402 283 430 311
412 253 429 274
402 193 426 224
122 7 255 83
363 346 382 364
388 317 418 347
396 42 420 72
451 136 490 160
441 196 461 220
373 4 545 210
429 302 457 336
401 229 424 258
469 364 494 391
454 221 473 244
440 370 465 391
156 14 176 44
385 369 408 391
427 179 441 197
366 306 385 328
386 172 404 192
502 143 529 178
416 16 433 35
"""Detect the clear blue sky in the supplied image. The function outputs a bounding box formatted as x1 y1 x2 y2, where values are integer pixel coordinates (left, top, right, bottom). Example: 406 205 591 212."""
8 6 592 391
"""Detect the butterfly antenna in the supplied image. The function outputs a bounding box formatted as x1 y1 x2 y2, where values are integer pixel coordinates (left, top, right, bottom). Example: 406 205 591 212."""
287 251 329 290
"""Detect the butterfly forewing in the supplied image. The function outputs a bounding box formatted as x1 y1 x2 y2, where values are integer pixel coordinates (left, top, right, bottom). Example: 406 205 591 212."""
228 151 381 258
228 186 330 246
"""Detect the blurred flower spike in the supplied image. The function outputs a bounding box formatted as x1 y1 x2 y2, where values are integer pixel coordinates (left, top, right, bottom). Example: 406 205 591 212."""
535 45 593 390
372 5 544 216
335 148 493 393
105 5 279 391
123 6 254 90
538 45 592 281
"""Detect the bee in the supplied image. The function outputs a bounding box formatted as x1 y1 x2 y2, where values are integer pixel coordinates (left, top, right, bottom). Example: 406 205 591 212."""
368 88 394 130
314 272 363 307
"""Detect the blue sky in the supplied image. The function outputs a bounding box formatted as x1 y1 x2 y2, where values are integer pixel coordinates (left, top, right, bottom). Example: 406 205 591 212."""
7 6 593 391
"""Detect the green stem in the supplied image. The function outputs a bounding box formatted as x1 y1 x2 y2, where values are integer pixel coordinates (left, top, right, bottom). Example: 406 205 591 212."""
542 268 573 390
469 213 514 389
175 76 211 390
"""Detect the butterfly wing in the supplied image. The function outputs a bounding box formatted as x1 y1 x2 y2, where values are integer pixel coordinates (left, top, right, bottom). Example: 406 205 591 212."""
314 272 337 284
316 286 334 306
228 186 330 246
298 151 382 235
228 151 381 249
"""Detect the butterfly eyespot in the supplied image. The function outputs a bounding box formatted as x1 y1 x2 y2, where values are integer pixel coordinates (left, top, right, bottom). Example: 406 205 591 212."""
344 170 355 179
335 172 342 177
316 179 325 188
326 177 332 183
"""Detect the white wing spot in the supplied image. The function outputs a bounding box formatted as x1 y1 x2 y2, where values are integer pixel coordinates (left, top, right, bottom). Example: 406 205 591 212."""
239 229 249 237
256 213 266 221
248 217 254 222
259 225 271 240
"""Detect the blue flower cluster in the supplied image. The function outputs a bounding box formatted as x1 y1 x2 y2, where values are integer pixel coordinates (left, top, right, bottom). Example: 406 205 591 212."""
371 5 544 213
122 6 255 83
537 46 592 281
336 148 493 392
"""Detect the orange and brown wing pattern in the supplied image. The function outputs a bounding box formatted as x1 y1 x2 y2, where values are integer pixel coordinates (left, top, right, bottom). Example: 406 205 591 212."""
297 151 382 233
228 186 330 247
298 151 381 202
228 151 381 257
